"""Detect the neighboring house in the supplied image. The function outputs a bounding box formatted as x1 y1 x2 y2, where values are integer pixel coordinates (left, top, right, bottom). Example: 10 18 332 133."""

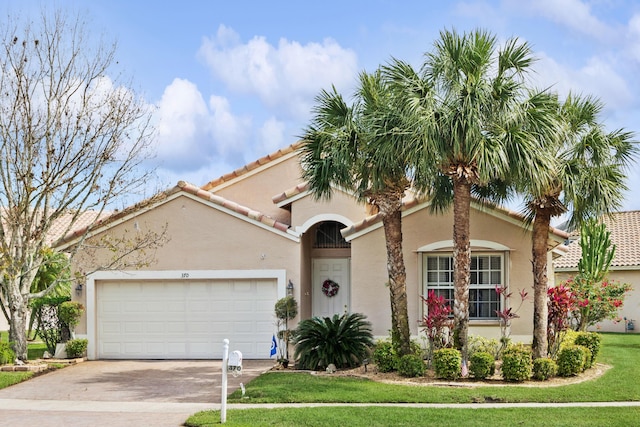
57 143 569 360
0 210 109 333
554 211 640 333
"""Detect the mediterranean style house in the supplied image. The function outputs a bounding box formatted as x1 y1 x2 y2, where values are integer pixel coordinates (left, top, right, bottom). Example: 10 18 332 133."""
57 143 570 360
554 211 640 333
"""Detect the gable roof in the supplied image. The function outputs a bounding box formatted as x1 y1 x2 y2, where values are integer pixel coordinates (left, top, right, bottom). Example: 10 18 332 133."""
554 211 640 270
202 142 303 191
55 181 296 248
342 195 569 250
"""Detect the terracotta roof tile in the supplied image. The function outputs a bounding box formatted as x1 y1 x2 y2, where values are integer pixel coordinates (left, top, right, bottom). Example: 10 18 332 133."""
554 211 640 269
341 194 421 237
272 182 310 204
202 142 303 191
56 181 292 247
342 195 568 246
177 181 291 233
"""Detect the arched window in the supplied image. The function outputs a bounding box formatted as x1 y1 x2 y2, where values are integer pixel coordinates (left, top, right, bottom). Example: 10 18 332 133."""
313 221 350 249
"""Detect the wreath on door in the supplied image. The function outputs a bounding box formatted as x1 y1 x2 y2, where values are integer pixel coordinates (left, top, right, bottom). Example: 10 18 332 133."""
322 279 340 297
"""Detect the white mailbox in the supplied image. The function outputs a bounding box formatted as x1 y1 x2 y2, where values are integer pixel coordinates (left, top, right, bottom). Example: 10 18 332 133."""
228 350 243 373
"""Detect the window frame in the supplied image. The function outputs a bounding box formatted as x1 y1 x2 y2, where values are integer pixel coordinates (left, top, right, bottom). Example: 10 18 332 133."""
421 252 507 321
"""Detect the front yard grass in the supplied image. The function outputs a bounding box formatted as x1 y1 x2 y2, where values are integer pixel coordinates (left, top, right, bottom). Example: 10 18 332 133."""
186 406 640 427
0 330 47 389
186 333 640 426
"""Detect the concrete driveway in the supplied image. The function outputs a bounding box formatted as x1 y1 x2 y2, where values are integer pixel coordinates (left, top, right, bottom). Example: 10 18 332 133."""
0 359 274 427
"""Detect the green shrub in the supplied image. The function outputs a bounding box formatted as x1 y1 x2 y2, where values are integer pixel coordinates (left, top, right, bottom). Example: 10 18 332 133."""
468 335 500 360
469 351 495 380
559 330 579 350
532 357 558 380
0 341 16 365
501 344 532 382
397 354 426 378
574 332 601 368
372 340 397 373
433 348 461 380
557 345 590 377
58 301 84 331
65 339 88 358
293 312 374 370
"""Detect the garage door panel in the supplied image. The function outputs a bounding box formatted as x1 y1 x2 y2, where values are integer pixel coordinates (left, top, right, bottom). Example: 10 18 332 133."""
97 278 277 359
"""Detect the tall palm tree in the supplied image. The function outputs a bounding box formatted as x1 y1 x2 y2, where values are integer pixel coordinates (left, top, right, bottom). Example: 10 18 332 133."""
299 70 431 356
523 93 636 358
384 28 554 364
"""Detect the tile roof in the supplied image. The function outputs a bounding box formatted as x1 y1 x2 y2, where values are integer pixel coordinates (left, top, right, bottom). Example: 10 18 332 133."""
341 195 421 237
342 195 569 246
176 181 291 233
554 211 640 269
46 210 111 245
272 182 310 205
202 142 303 191
55 181 292 247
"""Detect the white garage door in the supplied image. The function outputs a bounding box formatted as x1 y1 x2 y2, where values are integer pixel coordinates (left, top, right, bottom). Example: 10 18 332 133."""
96 278 277 359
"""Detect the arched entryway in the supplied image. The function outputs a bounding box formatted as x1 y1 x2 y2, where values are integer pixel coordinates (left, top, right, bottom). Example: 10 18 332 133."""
306 221 351 318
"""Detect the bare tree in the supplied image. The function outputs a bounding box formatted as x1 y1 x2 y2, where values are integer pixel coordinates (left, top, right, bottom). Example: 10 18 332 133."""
0 9 163 360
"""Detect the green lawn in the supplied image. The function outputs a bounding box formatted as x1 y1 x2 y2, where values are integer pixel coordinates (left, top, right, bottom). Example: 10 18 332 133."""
186 333 640 426
185 407 640 427
0 330 47 388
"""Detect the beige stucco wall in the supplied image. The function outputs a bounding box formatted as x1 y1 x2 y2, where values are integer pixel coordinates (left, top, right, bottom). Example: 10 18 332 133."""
214 154 302 224
555 269 640 333
350 205 539 343
291 190 368 233
71 194 301 335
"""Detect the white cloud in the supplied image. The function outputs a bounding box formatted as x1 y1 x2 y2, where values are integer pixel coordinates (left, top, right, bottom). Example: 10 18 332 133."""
510 0 616 41
531 52 631 110
154 78 250 173
197 25 358 120
257 117 286 154
626 14 640 63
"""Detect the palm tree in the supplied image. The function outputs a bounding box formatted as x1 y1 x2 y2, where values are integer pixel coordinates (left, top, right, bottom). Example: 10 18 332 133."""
523 93 636 358
299 70 428 356
384 28 554 365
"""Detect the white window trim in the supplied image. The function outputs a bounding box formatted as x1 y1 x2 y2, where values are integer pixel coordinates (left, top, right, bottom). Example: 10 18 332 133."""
420 251 510 322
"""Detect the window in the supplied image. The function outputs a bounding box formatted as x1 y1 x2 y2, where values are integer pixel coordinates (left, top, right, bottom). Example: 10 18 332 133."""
313 221 350 249
424 254 503 320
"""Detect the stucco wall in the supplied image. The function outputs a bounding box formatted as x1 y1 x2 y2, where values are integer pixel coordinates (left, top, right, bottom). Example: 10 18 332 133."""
350 204 540 343
214 154 302 224
290 189 368 234
71 195 301 335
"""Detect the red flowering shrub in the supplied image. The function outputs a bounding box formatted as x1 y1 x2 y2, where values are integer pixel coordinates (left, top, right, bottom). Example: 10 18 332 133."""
547 284 576 358
420 290 452 357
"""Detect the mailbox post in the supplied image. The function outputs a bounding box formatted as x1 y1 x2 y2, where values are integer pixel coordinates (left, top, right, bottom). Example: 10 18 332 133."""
221 339 243 424
221 339 229 423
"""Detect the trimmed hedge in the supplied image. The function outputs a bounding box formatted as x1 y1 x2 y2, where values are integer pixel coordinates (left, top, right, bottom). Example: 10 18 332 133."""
397 354 426 378
557 345 590 377
65 339 88 358
574 332 601 368
433 348 461 380
372 340 397 373
469 351 495 379
501 345 532 382
532 357 557 380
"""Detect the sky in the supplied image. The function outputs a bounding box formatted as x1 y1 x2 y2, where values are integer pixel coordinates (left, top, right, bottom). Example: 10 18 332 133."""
4 0 640 214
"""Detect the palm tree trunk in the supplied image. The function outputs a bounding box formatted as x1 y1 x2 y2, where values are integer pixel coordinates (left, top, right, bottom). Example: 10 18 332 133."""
531 207 551 359
452 178 471 364
381 206 411 356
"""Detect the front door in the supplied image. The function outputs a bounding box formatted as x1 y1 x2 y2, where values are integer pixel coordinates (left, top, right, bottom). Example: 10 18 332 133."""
312 258 350 318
